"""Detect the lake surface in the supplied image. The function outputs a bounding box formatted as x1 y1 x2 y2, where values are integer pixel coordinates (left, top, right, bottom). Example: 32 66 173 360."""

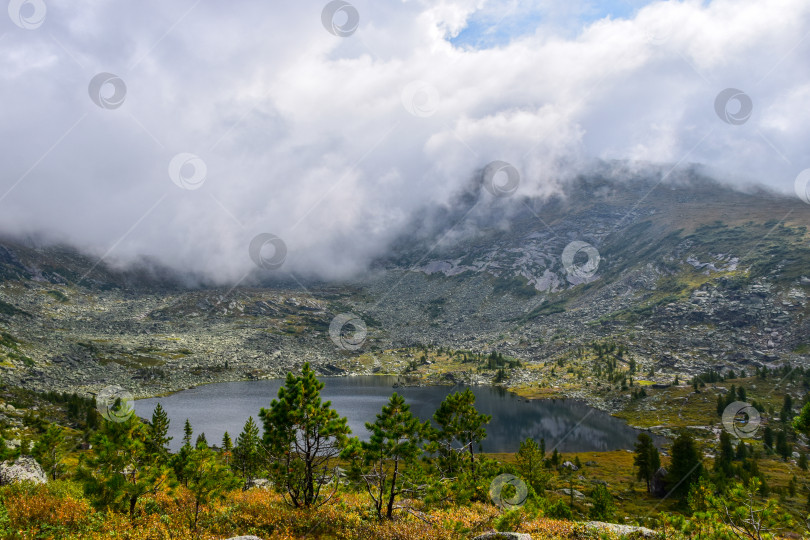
135 376 650 453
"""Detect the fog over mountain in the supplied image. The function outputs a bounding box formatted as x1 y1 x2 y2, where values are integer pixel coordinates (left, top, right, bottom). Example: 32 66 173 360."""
1 0 809 283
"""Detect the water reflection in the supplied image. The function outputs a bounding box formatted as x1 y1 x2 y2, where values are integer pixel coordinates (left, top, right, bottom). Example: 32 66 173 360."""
135 376 656 453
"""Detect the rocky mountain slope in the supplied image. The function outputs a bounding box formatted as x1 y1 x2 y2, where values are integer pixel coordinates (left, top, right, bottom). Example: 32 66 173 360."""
360 165 810 373
1 163 810 406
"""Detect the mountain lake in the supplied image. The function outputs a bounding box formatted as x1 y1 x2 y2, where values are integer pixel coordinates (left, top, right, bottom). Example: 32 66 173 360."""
135 375 655 453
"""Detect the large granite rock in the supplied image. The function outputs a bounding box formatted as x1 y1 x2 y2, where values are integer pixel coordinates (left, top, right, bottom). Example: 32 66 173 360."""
583 521 659 538
558 487 585 500
0 455 48 485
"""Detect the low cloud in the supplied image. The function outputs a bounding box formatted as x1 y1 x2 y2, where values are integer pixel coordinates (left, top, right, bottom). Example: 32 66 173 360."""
1 0 808 283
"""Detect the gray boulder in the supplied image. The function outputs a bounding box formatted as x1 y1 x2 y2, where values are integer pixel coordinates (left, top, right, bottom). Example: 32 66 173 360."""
583 521 658 538
0 455 48 485
243 477 271 490
559 488 585 500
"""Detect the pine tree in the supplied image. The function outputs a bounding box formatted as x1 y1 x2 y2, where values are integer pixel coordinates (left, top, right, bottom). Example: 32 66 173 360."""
737 386 746 402
147 403 172 463
77 415 173 518
31 424 70 480
516 437 549 493
551 448 561 467
714 431 734 477
182 419 193 448
589 484 616 521
776 429 791 461
342 393 428 519
172 419 195 487
260 363 351 508
430 388 491 487
706 478 793 538
221 432 233 465
726 385 737 407
735 440 747 460
667 432 702 500
763 426 774 453
633 433 660 493
233 416 262 484
782 394 794 422
195 433 208 448
183 442 241 530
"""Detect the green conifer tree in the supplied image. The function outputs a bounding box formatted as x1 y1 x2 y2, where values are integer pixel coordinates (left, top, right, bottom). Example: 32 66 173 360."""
233 416 262 484
342 393 428 519
634 432 660 493
183 441 241 530
77 415 173 518
667 432 702 500
147 403 172 463
429 388 491 487
260 363 351 508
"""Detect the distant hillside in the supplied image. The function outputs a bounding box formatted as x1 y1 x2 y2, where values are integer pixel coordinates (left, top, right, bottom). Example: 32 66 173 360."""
1 164 809 405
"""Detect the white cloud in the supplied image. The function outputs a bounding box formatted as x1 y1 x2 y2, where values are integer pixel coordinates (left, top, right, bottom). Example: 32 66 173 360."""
0 0 809 282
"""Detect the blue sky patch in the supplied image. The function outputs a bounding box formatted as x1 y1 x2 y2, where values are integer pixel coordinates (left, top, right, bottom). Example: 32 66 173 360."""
448 0 655 49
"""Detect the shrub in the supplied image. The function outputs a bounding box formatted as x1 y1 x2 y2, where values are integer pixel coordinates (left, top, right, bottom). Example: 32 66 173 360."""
588 484 616 522
0 480 96 538
545 499 573 520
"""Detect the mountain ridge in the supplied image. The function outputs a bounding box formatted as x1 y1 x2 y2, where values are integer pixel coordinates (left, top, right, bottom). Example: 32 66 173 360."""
0 168 808 420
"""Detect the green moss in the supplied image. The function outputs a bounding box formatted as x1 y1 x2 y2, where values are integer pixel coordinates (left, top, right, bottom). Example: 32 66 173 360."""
0 299 28 318
0 332 18 349
520 299 567 322
793 343 810 354
492 275 538 299
426 298 445 319
45 290 69 303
